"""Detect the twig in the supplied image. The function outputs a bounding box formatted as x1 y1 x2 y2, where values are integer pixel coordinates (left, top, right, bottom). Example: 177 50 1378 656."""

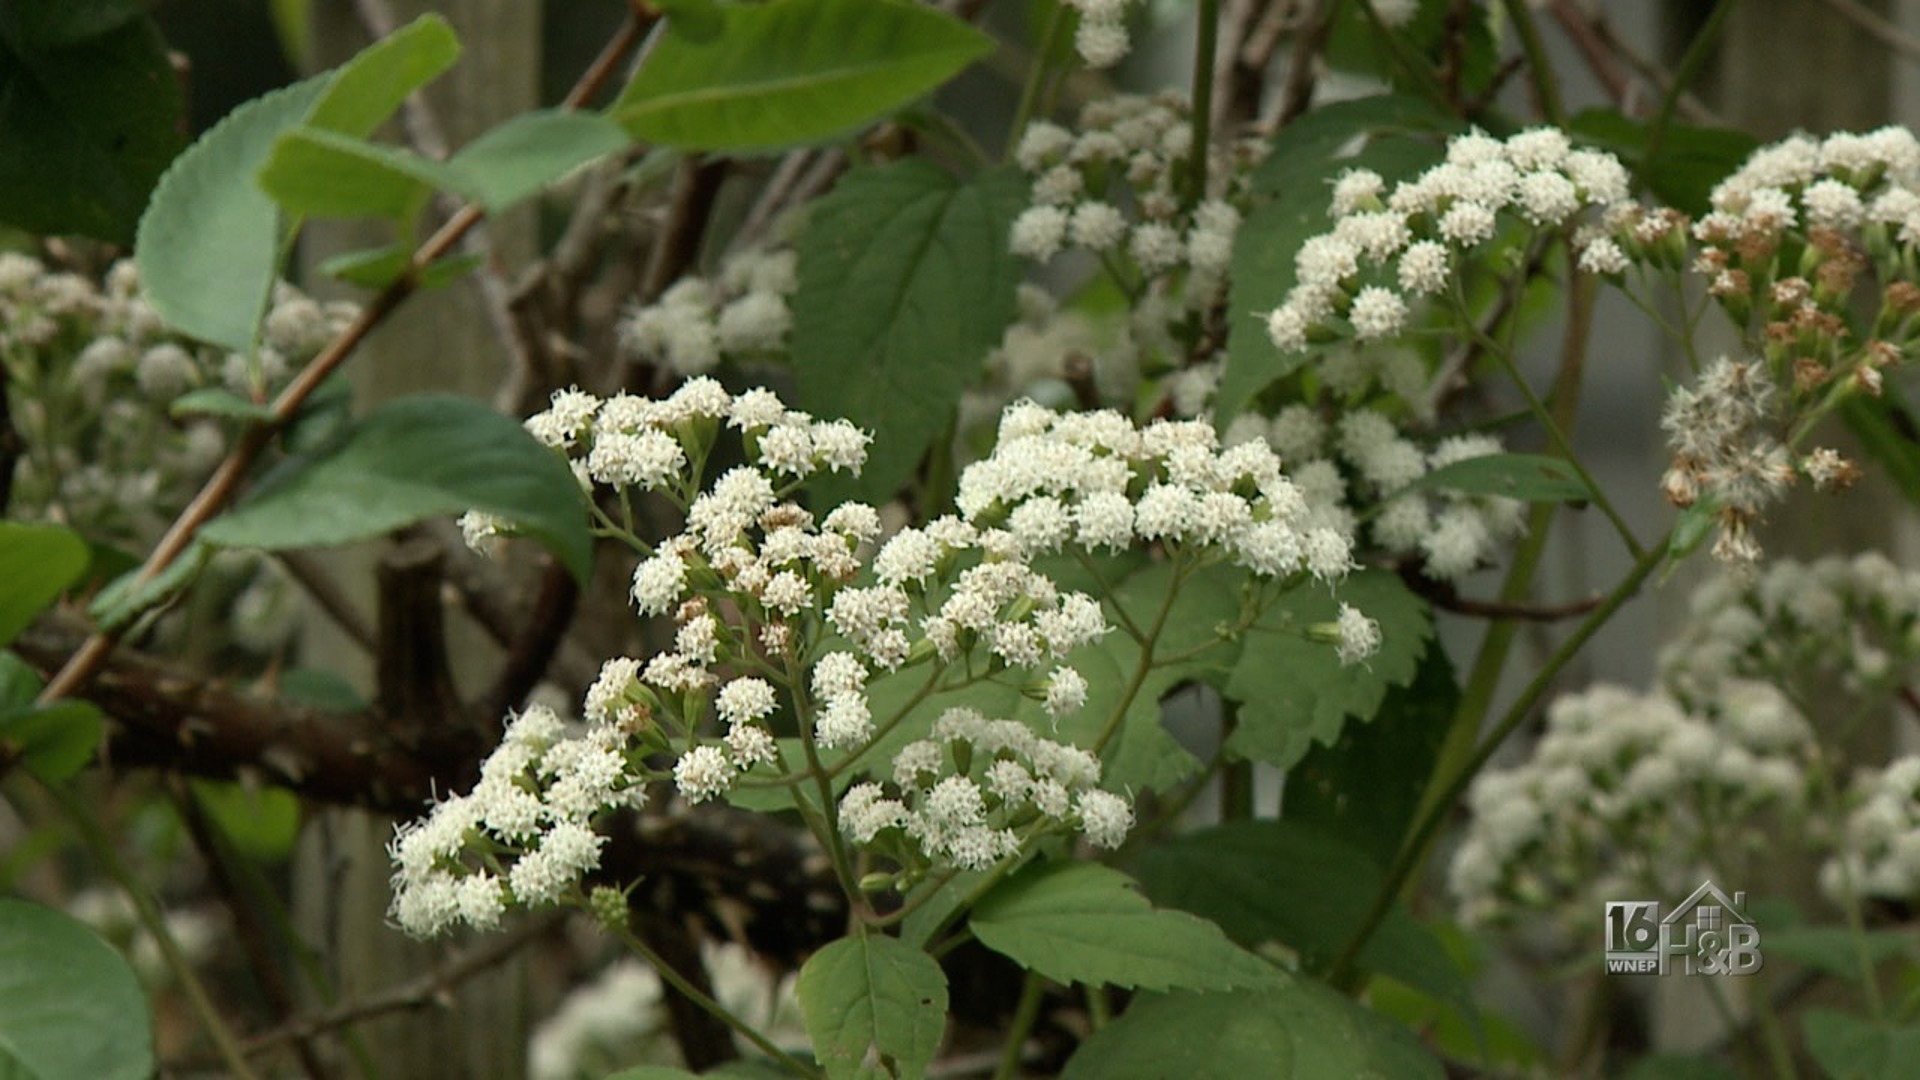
479 561 580 722
1400 569 1604 622
1559 2 1718 124
1275 0 1334 126
239 916 560 1056
275 550 376 653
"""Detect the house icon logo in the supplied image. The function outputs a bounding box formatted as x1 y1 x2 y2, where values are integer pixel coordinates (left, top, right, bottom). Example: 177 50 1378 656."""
1604 881 1763 976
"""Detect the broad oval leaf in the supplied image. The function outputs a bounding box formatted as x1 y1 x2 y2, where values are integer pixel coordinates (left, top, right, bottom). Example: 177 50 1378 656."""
135 75 328 351
1803 1009 1920 1080
199 394 592 584
970 862 1280 993
613 0 992 152
792 160 1026 502
1060 985 1442 1080
0 521 88 645
1404 452 1591 503
448 109 631 211
303 14 460 138
259 127 459 220
0 898 154 1080
796 933 948 1080
1223 570 1431 770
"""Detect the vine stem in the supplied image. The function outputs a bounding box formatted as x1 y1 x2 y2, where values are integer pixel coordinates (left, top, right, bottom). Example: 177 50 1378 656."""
1327 528 1671 984
33 776 262 1080
612 922 823 1079
36 9 650 707
1185 0 1220 209
991 970 1047 1080
1646 0 1736 162
1499 0 1565 123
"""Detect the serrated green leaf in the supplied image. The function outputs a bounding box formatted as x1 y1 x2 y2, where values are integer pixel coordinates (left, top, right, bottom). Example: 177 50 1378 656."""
259 127 458 220
1405 452 1591 502
199 394 591 584
971 862 1280 992
0 11 184 242
1134 819 1475 1026
449 109 630 209
190 780 301 863
1249 94 1461 198
136 76 329 351
797 933 947 1080
1218 134 1447 425
613 0 991 151
1283 640 1455 867
0 521 88 646
1223 570 1430 769
303 14 460 138
1060 984 1442 1080
793 160 1025 502
1804 1010 1920 1080
169 387 277 422
0 898 154 1080
1762 925 1918 982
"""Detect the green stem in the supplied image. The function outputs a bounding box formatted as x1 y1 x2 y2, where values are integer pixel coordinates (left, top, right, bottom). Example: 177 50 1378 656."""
1185 0 1220 209
1328 531 1671 983
614 923 822 1078
992 970 1048 1080
1005 5 1068 162
1749 964 1801 1079
1091 559 1187 754
1647 0 1735 161
1499 0 1565 123
36 777 263 1080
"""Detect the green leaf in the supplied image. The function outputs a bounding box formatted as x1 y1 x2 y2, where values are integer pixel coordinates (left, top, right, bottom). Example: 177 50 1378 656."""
316 245 482 290
1843 389 1920 510
1763 925 1918 982
87 541 212 634
1134 820 1475 1026
0 11 184 242
1060 985 1441 1080
0 697 104 782
1218 134 1447 425
1281 639 1455 869
1568 109 1757 219
613 0 991 152
1249 95 1461 198
0 522 88 646
199 395 591 584
260 127 460 220
169 387 277 423
188 780 302 863
1223 570 1431 769
971 862 1280 992
793 160 1025 502
136 75 330 351
1404 452 1592 503
302 14 460 138
1804 1010 1920 1080
135 15 455 350
1621 1054 1743 1080
797 932 947 1080
0 898 154 1080
448 109 630 210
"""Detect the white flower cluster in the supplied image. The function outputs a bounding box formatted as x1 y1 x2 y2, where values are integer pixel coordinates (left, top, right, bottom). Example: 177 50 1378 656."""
1010 93 1258 311
1822 757 1920 903
1061 0 1139 69
840 706 1136 873
1227 406 1525 581
618 248 796 377
956 399 1366 595
389 703 647 937
1263 127 1631 355
1 254 355 543
1453 554 1920 929
1658 552 1920 705
1449 680 1810 928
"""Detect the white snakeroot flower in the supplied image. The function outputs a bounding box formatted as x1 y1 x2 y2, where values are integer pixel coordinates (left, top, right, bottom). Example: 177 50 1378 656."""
816 693 874 749
1334 603 1382 665
716 677 778 725
1069 201 1128 251
1044 666 1089 717
1077 789 1134 848
1130 222 1185 274
1348 286 1408 341
1397 240 1450 295
1331 168 1386 214
673 745 734 804
1073 13 1130 68
631 547 689 616
459 510 506 555
1011 205 1070 260
1016 122 1074 171
1577 236 1630 275
526 387 599 449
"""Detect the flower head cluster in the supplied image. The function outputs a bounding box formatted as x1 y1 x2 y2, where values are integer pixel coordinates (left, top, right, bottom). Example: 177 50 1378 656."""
1264 127 1632 355
956 399 1366 598
839 706 1135 875
619 248 797 377
1 254 354 543
389 703 648 937
1453 553 1920 930
1060 0 1139 68
1449 680 1810 929
1229 407 1525 581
